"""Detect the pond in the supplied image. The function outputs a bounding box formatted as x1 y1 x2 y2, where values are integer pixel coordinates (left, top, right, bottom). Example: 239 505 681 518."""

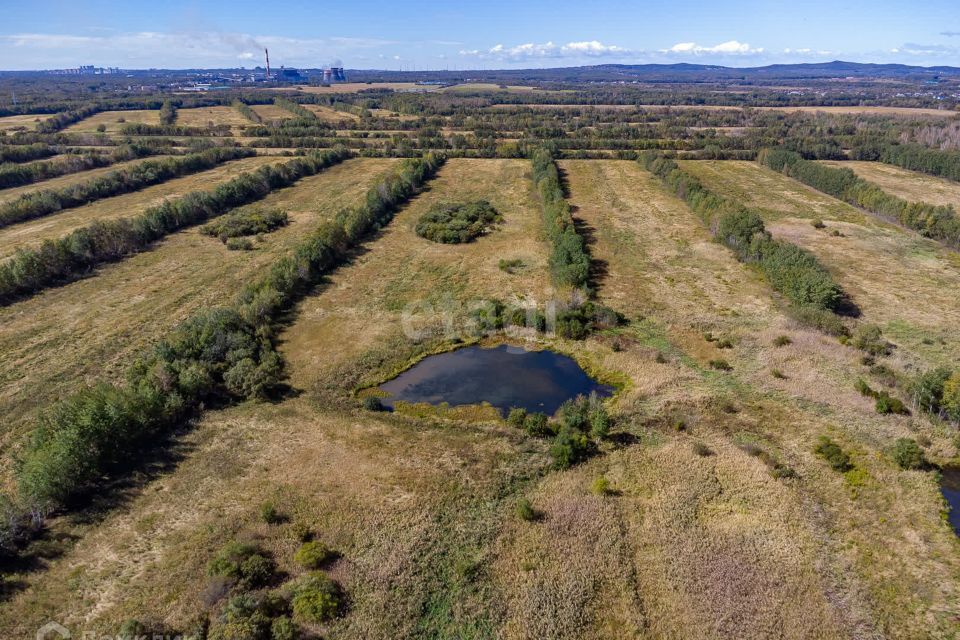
378 344 613 415
941 466 960 537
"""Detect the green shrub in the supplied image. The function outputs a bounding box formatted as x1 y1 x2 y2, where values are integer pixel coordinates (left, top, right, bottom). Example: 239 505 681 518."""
270 616 296 640
892 438 926 470
875 392 909 415
709 359 732 371
811 218 825 229
855 378 875 397
507 407 527 427
203 208 289 242
415 200 501 243
813 436 852 472
498 258 524 273
362 396 384 411
550 427 593 469
852 324 890 356
291 573 342 623
260 502 283 524
771 368 787 379
294 541 335 570
209 594 272 640
515 498 537 521
773 335 792 347
523 412 551 437
226 237 255 251
591 475 612 495
208 542 275 590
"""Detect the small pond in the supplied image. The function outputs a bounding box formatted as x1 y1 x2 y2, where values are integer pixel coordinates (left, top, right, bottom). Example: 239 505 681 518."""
941 466 960 537
378 344 613 415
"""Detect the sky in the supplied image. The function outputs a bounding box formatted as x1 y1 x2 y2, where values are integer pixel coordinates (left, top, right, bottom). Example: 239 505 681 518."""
1 0 959 71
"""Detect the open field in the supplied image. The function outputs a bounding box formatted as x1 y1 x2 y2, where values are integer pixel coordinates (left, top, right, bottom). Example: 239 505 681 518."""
0 157 396 454
681 160 960 368
175 105 251 128
65 109 158 132
2 159 957 639
304 104 361 122
0 154 169 204
250 103 294 122
0 113 51 132
822 160 960 207
0 155 283 259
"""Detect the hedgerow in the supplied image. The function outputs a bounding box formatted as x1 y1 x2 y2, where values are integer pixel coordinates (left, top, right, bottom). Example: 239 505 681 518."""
758 147 960 250
0 143 159 189
12 151 443 515
640 151 847 327
202 208 289 242
0 149 346 302
0 146 253 229
531 147 590 288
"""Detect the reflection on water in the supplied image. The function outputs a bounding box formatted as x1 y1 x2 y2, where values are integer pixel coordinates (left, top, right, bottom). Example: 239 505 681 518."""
379 344 613 415
941 466 960 537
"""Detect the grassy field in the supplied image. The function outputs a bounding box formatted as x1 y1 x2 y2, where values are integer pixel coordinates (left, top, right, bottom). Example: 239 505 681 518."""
0 156 283 259
65 109 158 132
0 113 51 132
822 160 960 207
176 105 251 128
0 158 396 457
0 155 168 205
681 159 960 369
2 159 957 639
250 103 294 123
304 104 361 122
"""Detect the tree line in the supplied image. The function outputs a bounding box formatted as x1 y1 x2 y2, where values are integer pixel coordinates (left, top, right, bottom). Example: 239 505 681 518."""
758 148 960 249
0 143 160 190
273 97 318 120
0 142 59 164
158 99 177 126
0 146 252 229
0 149 350 303
35 104 101 133
856 142 960 183
233 100 262 124
5 152 443 540
641 151 849 334
531 147 590 289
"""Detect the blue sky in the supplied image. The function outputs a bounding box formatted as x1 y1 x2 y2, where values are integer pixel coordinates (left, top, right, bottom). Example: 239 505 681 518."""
2 0 959 70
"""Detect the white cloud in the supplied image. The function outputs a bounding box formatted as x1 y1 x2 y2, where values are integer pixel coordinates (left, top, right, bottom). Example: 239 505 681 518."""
661 40 763 55
461 40 633 61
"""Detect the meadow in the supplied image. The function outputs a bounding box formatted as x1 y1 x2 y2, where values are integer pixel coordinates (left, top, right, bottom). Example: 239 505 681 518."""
0 76 958 640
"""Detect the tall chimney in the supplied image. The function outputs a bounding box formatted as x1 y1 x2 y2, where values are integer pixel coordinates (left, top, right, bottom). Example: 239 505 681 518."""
265 48 271 80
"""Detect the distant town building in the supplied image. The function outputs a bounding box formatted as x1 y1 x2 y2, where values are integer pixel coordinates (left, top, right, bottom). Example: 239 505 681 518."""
322 67 347 84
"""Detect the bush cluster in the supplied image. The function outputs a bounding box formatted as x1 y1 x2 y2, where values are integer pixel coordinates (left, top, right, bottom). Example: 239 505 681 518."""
758 147 960 250
531 148 591 288
202 208 289 242
0 146 252 229
0 142 59 163
13 152 443 513
813 436 852 472
910 367 960 423
641 151 847 327
415 200 501 243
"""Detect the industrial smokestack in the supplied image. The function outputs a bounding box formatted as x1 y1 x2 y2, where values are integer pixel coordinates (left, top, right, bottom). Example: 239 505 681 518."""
265 48 271 80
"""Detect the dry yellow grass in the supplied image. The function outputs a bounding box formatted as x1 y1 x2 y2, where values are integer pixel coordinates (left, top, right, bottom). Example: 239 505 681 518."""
250 104 294 123
65 109 158 132
823 160 960 207
0 156 284 259
304 104 360 122
682 160 960 368
0 158 396 454
175 105 250 128
0 160 958 639
0 113 51 132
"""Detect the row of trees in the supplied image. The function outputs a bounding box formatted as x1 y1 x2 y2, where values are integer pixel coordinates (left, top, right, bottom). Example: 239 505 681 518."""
0 142 58 163
158 100 177 126
0 150 349 302
531 147 590 288
233 100 262 124
641 152 848 332
35 104 100 133
120 122 233 137
0 146 252 229
758 148 960 249
0 143 159 189
872 143 960 182
273 97 318 120
10 151 442 519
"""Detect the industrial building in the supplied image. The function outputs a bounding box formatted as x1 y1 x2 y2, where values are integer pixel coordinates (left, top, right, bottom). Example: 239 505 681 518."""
322 67 347 83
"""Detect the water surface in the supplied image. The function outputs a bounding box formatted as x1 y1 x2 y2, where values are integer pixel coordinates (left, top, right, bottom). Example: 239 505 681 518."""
941 466 960 537
379 344 612 415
